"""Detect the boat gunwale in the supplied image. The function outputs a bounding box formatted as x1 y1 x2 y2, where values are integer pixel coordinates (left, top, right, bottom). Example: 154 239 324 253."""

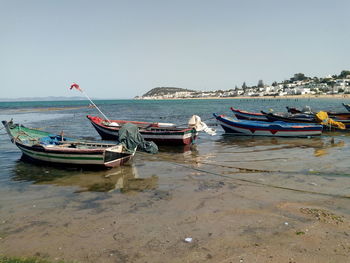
214 114 323 132
87 115 195 133
2 120 134 168
230 107 266 116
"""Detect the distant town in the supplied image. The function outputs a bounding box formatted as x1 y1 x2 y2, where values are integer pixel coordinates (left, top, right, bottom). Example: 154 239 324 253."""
135 70 350 100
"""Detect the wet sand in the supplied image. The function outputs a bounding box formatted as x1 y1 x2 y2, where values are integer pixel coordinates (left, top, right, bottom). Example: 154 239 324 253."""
1 99 350 263
1 137 350 263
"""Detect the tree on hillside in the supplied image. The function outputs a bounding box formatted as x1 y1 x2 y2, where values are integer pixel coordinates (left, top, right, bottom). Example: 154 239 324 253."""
338 70 350 79
242 82 247 91
272 81 278 87
291 73 307 82
257 80 264 88
327 80 336 86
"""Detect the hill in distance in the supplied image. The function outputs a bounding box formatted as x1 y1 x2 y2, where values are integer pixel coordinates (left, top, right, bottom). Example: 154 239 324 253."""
142 87 196 97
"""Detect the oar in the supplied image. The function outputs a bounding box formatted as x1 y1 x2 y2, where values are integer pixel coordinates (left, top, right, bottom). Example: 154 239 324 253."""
69 83 111 123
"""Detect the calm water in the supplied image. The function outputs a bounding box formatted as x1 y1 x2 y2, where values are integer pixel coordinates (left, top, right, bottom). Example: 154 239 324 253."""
1 98 350 212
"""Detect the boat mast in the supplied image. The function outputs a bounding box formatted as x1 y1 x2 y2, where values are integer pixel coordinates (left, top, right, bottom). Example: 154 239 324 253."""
70 83 111 123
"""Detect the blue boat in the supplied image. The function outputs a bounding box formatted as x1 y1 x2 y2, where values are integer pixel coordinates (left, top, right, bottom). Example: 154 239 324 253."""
213 114 323 137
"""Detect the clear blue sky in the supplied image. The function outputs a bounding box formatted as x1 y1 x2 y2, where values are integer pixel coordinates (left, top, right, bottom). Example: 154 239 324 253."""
1 0 349 99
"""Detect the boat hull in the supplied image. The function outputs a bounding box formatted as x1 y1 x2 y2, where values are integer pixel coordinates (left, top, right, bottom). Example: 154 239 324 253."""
264 112 317 123
287 106 350 120
230 107 269 121
16 142 133 168
87 115 197 145
214 114 322 137
2 120 133 169
263 112 350 129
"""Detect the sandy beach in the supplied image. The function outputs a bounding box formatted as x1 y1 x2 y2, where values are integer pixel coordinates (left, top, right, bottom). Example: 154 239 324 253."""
1 142 350 263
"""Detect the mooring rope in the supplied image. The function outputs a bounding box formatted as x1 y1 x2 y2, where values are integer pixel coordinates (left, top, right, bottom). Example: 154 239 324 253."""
169 161 350 199
138 151 350 200
189 160 277 173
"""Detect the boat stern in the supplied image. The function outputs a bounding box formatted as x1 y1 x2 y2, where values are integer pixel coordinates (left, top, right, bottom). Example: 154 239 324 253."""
104 145 133 168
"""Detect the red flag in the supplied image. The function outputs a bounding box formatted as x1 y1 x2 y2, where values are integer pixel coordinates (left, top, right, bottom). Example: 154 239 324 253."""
70 83 82 92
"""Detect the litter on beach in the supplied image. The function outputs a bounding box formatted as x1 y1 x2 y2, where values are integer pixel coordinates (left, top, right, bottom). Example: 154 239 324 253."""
184 237 193 243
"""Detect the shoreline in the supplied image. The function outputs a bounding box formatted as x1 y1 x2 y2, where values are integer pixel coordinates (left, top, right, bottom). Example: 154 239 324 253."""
1 100 350 263
137 94 350 100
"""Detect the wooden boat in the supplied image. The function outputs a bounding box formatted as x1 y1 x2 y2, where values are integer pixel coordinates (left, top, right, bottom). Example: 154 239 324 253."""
286 106 314 114
262 111 350 129
87 115 198 145
230 107 269 121
342 103 350 112
2 120 134 168
322 112 350 120
213 113 323 137
286 106 302 114
286 106 350 120
262 111 317 123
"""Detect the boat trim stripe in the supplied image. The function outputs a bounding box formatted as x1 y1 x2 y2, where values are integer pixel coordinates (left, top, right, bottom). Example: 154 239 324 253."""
19 147 104 161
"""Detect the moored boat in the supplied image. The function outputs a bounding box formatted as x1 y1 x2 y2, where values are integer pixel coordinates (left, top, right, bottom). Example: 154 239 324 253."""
286 106 350 120
2 120 135 168
262 111 317 123
286 106 314 114
69 84 214 146
87 115 199 145
213 113 323 137
230 107 269 121
262 111 350 129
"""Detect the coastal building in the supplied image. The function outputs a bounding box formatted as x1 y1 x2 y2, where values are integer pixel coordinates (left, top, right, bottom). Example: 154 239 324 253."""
135 71 350 99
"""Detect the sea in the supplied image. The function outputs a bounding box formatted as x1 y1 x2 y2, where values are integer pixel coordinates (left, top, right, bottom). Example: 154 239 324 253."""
1 98 350 218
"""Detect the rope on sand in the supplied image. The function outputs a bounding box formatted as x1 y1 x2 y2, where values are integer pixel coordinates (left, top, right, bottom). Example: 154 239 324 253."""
158 158 350 200
191 160 276 173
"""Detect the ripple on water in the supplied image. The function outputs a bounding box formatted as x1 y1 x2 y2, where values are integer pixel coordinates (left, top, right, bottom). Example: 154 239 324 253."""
0 99 350 213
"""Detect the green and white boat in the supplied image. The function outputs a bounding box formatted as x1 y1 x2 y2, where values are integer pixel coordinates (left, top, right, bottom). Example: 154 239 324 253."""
2 120 134 168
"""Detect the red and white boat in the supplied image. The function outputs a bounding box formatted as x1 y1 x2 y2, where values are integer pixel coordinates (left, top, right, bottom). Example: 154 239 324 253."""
87 115 198 145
